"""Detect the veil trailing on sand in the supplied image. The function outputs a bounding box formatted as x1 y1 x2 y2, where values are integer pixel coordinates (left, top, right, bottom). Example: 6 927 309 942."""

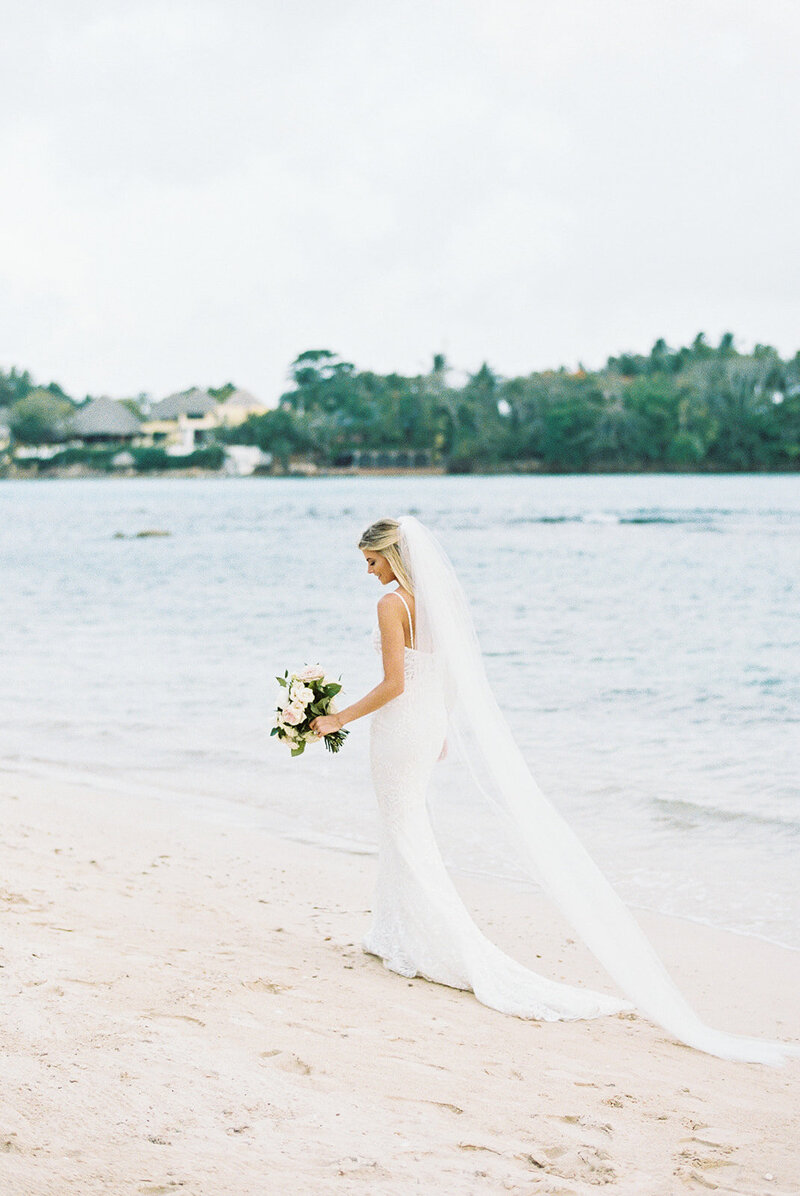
397 515 798 1065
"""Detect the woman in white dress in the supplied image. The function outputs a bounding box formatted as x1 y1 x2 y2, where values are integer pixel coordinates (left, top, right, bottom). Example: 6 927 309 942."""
311 516 798 1065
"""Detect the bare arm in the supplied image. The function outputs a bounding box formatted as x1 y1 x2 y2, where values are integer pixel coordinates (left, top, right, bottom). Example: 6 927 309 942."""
310 595 405 735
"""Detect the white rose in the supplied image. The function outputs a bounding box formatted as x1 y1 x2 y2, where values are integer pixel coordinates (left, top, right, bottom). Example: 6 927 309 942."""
290 683 315 705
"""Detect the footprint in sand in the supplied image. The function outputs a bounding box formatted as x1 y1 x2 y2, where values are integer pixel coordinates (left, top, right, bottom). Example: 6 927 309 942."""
534 1114 617 1186
242 978 288 994
142 1012 205 1027
260 1050 312 1075
674 1131 738 1191
334 1156 392 1180
387 1091 464 1115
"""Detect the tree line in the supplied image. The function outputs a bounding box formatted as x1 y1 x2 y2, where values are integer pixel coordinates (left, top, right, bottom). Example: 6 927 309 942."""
221 336 800 472
2 333 799 472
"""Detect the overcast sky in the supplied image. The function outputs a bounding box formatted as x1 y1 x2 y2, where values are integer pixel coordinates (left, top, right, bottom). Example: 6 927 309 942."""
1 0 798 403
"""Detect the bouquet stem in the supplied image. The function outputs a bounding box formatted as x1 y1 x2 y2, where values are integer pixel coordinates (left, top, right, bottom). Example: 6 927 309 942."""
323 729 348 753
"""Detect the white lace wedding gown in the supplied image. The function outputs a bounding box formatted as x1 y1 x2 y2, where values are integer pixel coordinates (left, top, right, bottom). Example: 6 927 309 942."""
354 521 798 1063
362 592 628 1021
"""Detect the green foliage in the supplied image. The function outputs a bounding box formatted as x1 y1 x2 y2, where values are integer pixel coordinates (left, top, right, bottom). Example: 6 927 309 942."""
184 445 224 469
8 390 75 445
7 336 800 472
0 366 35 407
130 446 224 471
120 397 145 419
37 444 225 472
220 407 312 469
216 336 800 472
208 382 236 401
44 446 119 470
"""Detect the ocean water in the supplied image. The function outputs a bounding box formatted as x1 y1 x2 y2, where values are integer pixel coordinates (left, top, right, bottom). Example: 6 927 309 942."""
1 473 798 947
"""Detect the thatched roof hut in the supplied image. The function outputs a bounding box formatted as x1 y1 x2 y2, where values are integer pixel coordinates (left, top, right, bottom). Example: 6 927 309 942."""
71 397 141 442
150 388 218 420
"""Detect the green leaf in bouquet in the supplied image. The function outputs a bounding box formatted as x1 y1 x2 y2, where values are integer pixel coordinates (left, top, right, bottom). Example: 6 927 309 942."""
324 683 342 697
276 675 288 687
291 742 305 757
270 726 280 737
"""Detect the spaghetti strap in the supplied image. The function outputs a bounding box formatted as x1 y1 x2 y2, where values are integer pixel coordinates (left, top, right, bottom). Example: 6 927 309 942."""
391 590 415 649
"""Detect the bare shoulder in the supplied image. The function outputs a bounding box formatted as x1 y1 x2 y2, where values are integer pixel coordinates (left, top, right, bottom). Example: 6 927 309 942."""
377 594 408 631
377 592 403 618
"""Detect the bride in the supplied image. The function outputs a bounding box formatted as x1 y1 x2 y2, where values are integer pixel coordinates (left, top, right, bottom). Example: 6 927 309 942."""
310 516 798 1065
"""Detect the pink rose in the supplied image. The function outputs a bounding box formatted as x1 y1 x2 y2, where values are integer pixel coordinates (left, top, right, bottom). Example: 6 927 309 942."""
282 705 303 726
297 665 325 682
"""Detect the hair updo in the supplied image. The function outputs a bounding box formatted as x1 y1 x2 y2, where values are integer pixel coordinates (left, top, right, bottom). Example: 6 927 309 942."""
358 518 414 594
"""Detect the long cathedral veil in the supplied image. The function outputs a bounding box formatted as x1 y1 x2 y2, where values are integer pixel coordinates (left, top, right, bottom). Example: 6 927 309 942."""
397 515 798 1065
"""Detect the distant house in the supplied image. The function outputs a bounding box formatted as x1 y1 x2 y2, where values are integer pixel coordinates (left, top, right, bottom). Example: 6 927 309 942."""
140 388 219 454
148 388 218 421
70 397 142 445
216 388 271 427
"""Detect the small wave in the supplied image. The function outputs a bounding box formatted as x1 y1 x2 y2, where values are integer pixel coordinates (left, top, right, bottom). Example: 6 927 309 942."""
500 512 723 527
283 829 377 856
653 795 800 833
624 902 800 954
504 513 614 525
620 516 692 525
537 515 574 523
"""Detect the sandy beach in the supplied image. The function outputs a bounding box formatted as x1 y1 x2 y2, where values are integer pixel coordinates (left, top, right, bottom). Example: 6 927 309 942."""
1 767 798 1196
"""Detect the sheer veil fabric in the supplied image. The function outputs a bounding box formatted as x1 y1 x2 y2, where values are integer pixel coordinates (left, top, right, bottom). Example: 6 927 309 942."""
396 515 798 1065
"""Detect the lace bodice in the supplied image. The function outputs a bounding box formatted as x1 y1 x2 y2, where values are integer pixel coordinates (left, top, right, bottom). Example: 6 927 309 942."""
371 624 436 686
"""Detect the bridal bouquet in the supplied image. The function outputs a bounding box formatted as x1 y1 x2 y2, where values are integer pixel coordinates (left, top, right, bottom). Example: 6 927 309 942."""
272 665 348 757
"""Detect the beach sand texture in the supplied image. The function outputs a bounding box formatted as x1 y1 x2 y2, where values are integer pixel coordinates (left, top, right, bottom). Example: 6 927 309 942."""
1 769 798 1196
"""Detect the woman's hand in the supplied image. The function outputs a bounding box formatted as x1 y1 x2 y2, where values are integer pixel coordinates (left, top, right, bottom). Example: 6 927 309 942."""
310 713 344 737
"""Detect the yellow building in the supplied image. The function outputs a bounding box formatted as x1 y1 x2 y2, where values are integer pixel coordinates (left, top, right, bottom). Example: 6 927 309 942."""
139 387 271 451
215 388 271 427
140 389 220 454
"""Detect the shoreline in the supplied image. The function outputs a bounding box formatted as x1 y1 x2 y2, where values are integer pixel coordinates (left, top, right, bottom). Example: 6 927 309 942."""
2 765 798 1194
6 755 799 958
2 463 800 480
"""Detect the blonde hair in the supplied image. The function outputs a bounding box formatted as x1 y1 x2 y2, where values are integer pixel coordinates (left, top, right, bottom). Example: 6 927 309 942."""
358 518 414 594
